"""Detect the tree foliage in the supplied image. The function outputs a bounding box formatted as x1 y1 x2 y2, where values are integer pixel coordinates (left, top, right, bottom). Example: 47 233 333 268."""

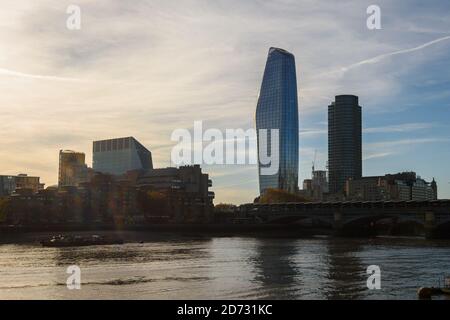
214 203 236 211
0 197 11 223
258 188 309 204
137 190 169 215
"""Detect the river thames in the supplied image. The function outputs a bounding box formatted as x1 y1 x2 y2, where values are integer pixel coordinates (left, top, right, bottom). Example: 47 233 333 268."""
0 232 449 300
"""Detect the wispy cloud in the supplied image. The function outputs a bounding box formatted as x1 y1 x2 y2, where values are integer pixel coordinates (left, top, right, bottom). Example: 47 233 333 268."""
364 122 436 133
0 67 82 82
326 34 450 76
299 128 327 137
366 138 449 149
363 152 393 161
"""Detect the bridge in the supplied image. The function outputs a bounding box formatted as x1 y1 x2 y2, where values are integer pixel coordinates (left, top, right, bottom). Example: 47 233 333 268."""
237 200 450 238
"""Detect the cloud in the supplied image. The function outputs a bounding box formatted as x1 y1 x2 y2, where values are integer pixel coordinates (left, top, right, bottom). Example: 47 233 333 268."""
364 123 436 133
338 34 450 74
299 128 327 137
0 67 82 82
366 137 449 149
363 152 393 161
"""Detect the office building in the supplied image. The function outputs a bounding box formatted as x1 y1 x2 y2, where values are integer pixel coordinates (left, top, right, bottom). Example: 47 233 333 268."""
0 175 16 196
58 150 91 187
255 47 299 195
0 174 44 196
312 170 328 193
136 165 214 222
328 95 362 194
345 172 437 201
93 137 153 176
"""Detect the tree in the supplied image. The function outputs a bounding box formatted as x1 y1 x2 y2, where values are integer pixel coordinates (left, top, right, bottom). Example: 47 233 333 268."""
137 190 169 216
258 188 309 204
214 203 237 212
0 197 11 223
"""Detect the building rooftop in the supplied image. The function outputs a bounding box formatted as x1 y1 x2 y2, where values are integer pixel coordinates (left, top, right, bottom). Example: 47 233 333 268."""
269 47 294 57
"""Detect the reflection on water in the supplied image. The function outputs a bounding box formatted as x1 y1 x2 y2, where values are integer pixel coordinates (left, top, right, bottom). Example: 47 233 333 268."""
325 241 365 300
0 232 449 299
252 240 301 299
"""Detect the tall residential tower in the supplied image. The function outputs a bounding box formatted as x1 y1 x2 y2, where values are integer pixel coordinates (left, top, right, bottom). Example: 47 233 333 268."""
328 95 362 194
256 47 299 195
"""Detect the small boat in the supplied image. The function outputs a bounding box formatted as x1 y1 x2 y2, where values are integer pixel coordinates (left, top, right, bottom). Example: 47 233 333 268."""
442 276 450 294
40 234 124 247
418 275 450 298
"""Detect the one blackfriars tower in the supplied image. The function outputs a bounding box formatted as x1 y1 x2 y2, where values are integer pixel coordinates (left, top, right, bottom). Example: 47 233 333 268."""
328 95 362 194
256 47 299 195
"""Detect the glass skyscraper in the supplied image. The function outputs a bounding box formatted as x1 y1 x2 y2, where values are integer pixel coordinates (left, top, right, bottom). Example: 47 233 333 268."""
256 47 299 195
93 137 153 175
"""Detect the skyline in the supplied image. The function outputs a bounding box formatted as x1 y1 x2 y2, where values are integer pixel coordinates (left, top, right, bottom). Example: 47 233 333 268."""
0 0 449 203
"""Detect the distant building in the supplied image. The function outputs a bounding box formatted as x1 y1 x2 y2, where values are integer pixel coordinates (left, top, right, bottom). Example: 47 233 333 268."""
300 169 329 202
93 137 153 176
431 178 438 199
328 95 362 194
345 176 386 201
136 165 214 222
0 175 16 196
412 177 435 201
345 172 437 201
256 47 299 195
312 170 328 200
58 150 91 187
302 179 312 193
0 174 44 196
15 174 44 192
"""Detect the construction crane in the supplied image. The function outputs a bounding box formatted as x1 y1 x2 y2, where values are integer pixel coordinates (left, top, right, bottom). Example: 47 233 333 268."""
312 149 317 176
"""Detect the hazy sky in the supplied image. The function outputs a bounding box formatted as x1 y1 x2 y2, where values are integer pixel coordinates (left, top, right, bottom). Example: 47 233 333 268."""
1 0 450 204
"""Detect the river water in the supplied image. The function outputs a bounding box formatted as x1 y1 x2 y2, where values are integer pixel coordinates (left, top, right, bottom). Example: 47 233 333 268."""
0 232 449 299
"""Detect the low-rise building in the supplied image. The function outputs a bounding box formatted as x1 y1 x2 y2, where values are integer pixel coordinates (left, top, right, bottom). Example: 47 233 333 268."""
136 165 214 223
0 175 16 196
0 174 44 196
345 172 437 201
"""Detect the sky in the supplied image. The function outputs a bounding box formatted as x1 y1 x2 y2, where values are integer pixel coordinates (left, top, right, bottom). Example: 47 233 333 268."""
0 0 449 204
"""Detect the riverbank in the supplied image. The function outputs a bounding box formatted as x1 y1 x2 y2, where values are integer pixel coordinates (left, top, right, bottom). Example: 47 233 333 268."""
0 223 333 241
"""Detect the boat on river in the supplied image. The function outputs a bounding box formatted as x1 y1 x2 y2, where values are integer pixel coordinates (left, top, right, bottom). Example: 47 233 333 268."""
418 275 450 298
441 276 450 294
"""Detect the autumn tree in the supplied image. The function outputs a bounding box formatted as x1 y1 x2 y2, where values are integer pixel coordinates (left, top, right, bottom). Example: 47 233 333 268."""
137 190 169 216
214 203 237 212
258 188 309 204
0 197 11 223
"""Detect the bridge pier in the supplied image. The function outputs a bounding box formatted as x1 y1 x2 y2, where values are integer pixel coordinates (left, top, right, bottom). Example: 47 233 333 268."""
332 212 376 237
424 211 436 239
424 211 450 239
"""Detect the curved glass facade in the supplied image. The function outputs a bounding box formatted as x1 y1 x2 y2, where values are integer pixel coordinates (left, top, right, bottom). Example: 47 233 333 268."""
256 47 299 195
